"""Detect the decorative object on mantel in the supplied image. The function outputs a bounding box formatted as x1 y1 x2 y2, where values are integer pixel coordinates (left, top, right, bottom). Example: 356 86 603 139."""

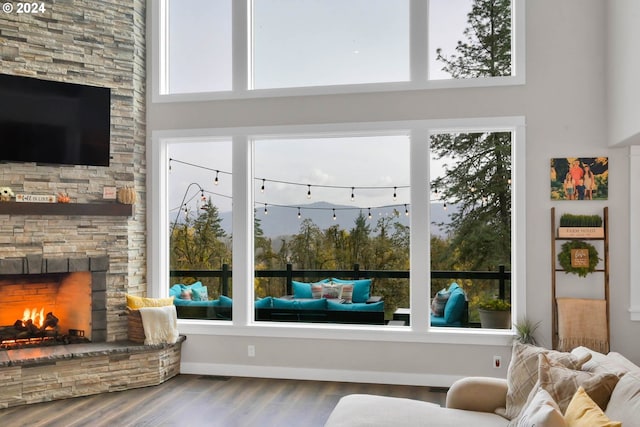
558 240 600 277
16 193 56 203
117 186 137 205
0 187 14 202
56 192 71 203
557 213 604 238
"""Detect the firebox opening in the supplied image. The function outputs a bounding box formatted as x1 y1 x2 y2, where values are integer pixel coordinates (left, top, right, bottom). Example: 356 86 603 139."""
0 272 92 348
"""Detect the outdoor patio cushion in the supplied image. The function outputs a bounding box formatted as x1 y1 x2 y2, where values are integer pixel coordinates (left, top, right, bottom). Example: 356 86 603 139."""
444 283 466 324
430 314 461 327
272 297 327 310
327 300 384 311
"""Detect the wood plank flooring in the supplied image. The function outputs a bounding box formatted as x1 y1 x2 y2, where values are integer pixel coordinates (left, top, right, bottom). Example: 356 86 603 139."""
0 375 447 427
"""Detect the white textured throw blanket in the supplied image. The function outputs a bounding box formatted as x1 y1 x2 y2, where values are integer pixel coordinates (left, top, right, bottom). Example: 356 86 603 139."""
138 305 179 345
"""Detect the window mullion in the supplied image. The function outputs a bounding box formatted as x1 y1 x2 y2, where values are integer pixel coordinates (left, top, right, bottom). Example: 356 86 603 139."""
232 135 253 325
410 128 430 332
233 0 249 92
410 0 429 82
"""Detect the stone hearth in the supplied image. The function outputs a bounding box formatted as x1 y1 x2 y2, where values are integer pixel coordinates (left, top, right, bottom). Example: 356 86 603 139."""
0 337 184 408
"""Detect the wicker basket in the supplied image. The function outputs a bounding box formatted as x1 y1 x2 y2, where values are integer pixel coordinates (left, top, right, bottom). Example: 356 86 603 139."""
127 308 146 343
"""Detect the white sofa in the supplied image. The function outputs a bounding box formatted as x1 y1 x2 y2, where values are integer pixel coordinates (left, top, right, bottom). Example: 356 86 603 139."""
324 344 640 427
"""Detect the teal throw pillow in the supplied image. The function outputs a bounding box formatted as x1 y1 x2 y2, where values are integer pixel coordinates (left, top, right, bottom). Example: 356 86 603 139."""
191 285 209 301
292 281 313 298
331 278 371 303
169 284 184 298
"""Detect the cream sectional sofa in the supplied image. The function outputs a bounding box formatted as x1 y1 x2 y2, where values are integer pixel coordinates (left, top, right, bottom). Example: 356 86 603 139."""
324 343 640 427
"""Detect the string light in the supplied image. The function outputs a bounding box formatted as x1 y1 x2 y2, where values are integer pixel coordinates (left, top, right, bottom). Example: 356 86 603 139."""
214 170 219 185
393 187 397 201
443 202 447 211
404 204 409 216
332 209 336 221
350 187 355 201
297 207 301 219
261 179 265 193
368 208 372 219
307 185 312 199
264 203 268 215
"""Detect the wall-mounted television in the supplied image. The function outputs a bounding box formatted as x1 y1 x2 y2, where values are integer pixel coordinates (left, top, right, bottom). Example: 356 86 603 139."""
0 74 111 167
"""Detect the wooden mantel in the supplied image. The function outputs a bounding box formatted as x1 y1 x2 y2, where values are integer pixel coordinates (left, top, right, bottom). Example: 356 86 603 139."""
0 202 133 216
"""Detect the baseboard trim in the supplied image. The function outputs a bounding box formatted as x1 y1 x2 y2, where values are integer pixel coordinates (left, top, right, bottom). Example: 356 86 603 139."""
180 362 460 388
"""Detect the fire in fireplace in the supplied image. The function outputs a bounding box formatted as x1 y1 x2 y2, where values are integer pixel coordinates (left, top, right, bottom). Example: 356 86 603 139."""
0 272 92 349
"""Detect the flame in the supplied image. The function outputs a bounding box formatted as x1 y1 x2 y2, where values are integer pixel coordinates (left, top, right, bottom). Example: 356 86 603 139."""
23 307 45 328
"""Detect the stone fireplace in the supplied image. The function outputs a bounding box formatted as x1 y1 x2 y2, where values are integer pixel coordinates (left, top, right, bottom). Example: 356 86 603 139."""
0 254 184 409
0 255 109 348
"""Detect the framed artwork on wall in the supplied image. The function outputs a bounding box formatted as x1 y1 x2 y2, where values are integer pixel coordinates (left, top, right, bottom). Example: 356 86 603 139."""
550 157 608 201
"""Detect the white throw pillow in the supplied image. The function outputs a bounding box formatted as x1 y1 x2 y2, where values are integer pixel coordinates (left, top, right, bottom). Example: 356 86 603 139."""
515 387 566 427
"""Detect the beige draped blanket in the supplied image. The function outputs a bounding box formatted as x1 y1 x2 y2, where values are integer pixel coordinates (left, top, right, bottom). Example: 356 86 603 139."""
556 297 609 353
138 305 179 345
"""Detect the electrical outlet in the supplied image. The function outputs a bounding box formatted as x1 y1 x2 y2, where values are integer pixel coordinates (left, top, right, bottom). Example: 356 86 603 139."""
248 345 255 357
493 355 502 368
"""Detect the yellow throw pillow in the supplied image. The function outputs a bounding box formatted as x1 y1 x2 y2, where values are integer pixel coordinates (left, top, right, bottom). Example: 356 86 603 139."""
126 294 174 309
564 387 621 427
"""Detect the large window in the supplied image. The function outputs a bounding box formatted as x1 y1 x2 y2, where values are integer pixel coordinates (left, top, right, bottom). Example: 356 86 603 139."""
252 0 410 89
153 118 525 336
253 135 410 325
429 131 512 328
165 0 232 94
167 139 233 320
155 0 523 99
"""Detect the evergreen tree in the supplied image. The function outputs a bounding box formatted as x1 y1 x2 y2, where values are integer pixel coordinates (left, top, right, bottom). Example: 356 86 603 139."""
436 0 511 78
349 211 372 268
432 0 512 270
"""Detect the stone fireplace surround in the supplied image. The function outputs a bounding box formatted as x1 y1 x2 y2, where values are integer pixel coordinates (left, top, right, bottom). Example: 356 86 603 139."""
0 255 184 409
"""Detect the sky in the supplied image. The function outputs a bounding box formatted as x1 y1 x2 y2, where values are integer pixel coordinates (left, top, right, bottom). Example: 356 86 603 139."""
167 0 473 223
168 0 473 92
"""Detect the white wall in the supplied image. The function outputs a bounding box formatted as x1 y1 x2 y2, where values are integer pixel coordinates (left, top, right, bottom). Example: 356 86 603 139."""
606 0 640 147
147 0 640 385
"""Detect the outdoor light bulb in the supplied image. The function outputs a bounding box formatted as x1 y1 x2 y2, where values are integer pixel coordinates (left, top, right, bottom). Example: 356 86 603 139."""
261 179 265 193
368 208 372 219
393 186 397 201
264 204 268 215
297 208 301 219
351 187 355 201
307 185 311 199
332 209 336 221
405 204 409 216
214 171 219 185
443 203 447 211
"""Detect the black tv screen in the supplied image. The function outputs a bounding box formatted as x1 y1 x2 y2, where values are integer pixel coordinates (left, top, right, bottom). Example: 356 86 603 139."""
0 74 111 166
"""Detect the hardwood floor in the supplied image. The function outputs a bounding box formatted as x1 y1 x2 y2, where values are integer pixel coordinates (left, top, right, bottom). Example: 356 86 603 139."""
0 375 447 427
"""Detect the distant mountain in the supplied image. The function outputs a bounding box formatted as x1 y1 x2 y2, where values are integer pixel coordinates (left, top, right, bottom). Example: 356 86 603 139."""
217 202 455 239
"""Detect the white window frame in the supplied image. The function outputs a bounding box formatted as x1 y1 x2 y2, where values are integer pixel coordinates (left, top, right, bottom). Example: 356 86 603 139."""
148 117 526 346
150 0 526 103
